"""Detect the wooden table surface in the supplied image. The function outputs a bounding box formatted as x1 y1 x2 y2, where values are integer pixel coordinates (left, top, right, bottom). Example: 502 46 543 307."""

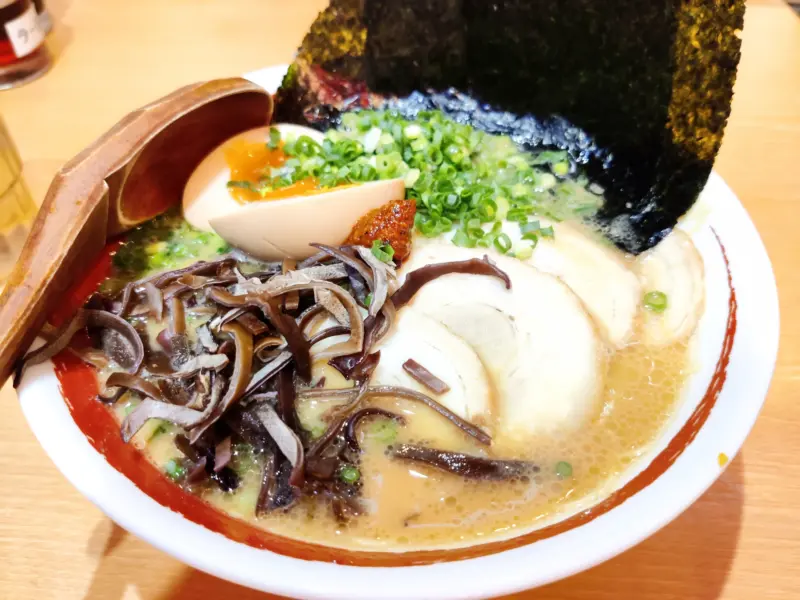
1 1 799 598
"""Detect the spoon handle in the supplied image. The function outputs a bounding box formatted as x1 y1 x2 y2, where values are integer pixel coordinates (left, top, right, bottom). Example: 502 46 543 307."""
0 177 109 385
0 77 272 388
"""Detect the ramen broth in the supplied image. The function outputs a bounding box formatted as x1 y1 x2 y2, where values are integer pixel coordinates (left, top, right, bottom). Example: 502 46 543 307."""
49 107 704 553
113 255 690 551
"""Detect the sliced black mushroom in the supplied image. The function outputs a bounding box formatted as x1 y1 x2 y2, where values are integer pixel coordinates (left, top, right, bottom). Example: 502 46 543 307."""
242 350 293 399
188 322 253 443
254 401 305 488
98 372 166 404
392 256 511 309
256 453 298 513
121 374 225 442
14 310 88 387
235 311 270 336
86 310 145 374
214 437 233 472
171 353 229 379
389 444 537 480
402 359 450 394
310 243 373 288
142 282 164 320
308 325 350 348
353 245 395 317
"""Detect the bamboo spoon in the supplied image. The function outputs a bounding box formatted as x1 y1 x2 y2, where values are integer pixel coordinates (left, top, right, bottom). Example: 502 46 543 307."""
0 78 273 386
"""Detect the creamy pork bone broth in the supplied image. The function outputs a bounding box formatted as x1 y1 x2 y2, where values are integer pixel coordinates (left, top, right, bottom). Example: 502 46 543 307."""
28 107 704 551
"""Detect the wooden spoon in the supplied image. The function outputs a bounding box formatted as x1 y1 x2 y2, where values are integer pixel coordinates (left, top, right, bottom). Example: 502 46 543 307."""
0 77 272 386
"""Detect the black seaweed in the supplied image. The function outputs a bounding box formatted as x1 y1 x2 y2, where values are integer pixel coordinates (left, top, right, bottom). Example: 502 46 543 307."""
275 0 744 253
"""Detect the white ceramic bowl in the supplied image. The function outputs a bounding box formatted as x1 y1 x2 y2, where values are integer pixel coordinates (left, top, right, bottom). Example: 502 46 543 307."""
16 65 779 600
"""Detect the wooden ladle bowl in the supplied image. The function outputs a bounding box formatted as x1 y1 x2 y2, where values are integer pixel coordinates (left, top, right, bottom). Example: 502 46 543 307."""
0 78 273 385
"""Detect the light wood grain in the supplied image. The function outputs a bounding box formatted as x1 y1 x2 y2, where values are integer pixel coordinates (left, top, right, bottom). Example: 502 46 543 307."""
1 1 798 598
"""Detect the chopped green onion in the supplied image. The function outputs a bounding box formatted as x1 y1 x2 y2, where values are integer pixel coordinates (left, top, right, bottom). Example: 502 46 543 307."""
452 229 475 248
404 168 421 188
165 458 186 481
339 464 361 484
552 162 570 177
271 108 604 247
362 127 382 153
477 198 498 221
520 220 541 235
364 292 373 307
495 196 510 220
227 180 255 191
295 135 321 156
493 233 512 254
267 127 281 150
465 218 484 239
404 124 422 139
643 291 668 313
538 173 557 190
521 232 539 247
531 149 568 166
555 461 573 478
506 208 530 223
445 143 467 164
369 419 399 444
540 225 555 238
371 239 395 263
514 244 533 260
419 218 440 237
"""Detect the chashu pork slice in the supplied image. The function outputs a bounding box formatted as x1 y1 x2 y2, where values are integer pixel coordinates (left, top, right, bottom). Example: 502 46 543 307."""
398 242 605 441
635 229 705 347
484 219 642 349
372 308 493 427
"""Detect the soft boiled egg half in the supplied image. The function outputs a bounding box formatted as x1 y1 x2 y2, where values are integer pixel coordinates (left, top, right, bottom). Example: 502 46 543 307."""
182 124 405 260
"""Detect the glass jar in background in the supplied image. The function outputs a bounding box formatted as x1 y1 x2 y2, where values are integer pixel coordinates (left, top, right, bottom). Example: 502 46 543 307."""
32 0 51 34
0 118 37 287
0 0 51 90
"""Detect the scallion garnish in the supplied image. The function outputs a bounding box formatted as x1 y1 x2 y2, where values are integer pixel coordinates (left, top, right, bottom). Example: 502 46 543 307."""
165 458 186 481
227 180 255 191
452 230 475 248
371 239 395 263
520 220 541 235
555 461 573 478
493 233 512 254
339 464 361 484
514 244 534 260
239 109 602 246
267 126 281 150
552 161 570 177
369 419 399 444
643 291 668 313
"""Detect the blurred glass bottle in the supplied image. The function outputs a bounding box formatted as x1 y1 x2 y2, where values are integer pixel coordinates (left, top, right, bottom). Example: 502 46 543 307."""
0 0 51 90
0 117 37 287
32 0 51 34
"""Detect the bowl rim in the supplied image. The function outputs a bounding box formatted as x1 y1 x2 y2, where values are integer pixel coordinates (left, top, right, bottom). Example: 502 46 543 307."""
14 65 780 600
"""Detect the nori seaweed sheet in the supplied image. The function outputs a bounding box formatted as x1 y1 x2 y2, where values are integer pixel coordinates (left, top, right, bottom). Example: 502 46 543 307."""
275 0 744 253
